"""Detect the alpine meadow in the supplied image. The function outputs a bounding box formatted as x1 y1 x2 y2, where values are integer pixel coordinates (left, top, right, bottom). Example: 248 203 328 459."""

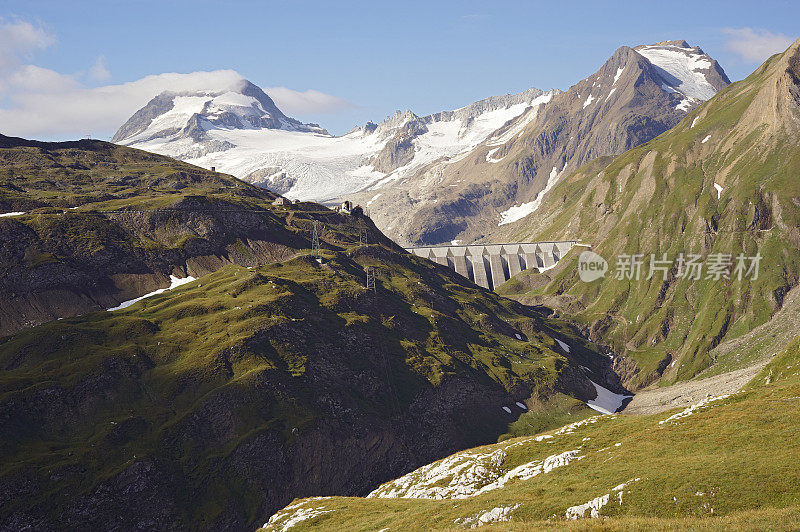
1 3 799 531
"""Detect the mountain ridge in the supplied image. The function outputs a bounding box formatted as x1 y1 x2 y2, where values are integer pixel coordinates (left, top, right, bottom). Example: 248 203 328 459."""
349 40 730 246
112 79 328 148
118 82 559 201
112 40 727 226
0 134 621 529
493 36 800 388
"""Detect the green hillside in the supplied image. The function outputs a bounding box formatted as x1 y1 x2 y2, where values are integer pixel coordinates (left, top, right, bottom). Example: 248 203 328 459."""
494 39 800 388
258 337 800 531
0 135 379 337
0 136 617 529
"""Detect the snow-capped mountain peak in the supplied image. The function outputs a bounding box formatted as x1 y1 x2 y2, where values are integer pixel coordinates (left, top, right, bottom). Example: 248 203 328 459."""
115 80 559 202
112 79 327 150
112 40 729 229
634 40 730 105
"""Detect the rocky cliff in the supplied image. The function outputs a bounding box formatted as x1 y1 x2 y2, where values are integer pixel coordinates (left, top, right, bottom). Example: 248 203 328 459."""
353 40 730 246
493 37 800 388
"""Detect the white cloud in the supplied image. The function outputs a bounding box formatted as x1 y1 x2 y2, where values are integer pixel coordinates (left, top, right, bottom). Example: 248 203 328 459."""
264 86 354 116
0 69 246 139
0 18 352 140
0 66 353 139
0 18 56 74
89 55 111 81
722 28 794 63
2 64 79 93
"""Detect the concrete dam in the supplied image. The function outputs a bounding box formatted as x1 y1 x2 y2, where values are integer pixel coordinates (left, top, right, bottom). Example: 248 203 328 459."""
406 241 577 290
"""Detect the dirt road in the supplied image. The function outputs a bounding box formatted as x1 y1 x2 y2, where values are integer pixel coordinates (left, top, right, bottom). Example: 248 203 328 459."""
620 360 770 416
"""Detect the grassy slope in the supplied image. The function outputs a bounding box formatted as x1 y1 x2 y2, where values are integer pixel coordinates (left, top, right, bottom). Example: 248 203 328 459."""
0 135 294 261
0 135 268 205
492 42 800 387
0 135 274 209
0 135 398 337
0 192 610 527
259 337 800 531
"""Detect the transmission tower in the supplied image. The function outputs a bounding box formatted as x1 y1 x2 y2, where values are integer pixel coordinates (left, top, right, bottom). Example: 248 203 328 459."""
365 266 376 292
359 228 368 245
312 220 321 260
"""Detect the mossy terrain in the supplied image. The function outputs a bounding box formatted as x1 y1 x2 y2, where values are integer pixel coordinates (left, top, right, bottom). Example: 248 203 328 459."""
0 135 263 210
0 134 405 337
259 333 800 531
495 41 800 387
0 134 615 529
0 246 605 529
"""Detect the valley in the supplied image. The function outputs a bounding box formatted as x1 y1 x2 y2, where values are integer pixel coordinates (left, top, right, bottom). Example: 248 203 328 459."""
0 9 799 530
0 136 627 529
253 34 800 532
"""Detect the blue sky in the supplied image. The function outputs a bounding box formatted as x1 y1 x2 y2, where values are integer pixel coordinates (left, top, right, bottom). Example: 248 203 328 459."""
0 0 797 139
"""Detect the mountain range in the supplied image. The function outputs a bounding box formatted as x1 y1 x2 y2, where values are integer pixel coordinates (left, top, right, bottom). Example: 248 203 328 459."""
256 34 800 532
0 135 626 529
114 40 730 246
3 33 800 532
491 36 800 388
114 84 557 204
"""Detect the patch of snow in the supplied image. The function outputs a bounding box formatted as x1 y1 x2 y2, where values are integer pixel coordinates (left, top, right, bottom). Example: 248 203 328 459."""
636 43 717 101
502 406 512 414
107 275 196 311
675 98 693 111
605 87 616 101
366 193 382 207
485 91 556 148
515 333 522 340
613 67 625 85
713 182 723 199
583 94 596 108
485 147 503 163
515 401 528 410
701 134 711 143
0 211 25 217
555 338 570 353
690 116 700 128
586 381 632 415
498 165 562 226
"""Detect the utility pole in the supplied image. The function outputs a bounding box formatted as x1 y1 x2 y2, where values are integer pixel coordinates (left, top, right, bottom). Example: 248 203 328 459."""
312 221 321 261
365 266 376 292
